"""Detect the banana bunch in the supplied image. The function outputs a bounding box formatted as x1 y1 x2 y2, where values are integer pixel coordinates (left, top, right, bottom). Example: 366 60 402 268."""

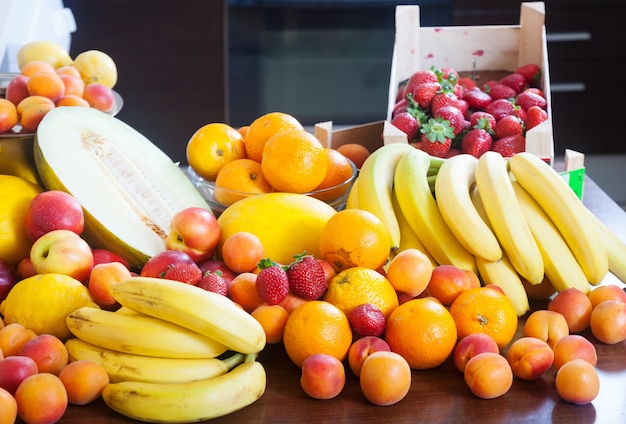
65 276 267 423
349 147 626 317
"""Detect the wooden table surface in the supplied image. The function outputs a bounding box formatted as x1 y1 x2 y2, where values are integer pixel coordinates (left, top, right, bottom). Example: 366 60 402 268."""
57 175 626 424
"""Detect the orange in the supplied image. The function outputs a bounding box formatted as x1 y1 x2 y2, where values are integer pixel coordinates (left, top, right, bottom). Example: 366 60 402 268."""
282 300 352 367
336 143 370 169
244 111 304 162
449 286 518 349
213 158 273 206
323 267 399 319
237 125 250 139
318 209 391 273
312 148 355 202
261 129 328 194
186 122 246 181
385 297 457 369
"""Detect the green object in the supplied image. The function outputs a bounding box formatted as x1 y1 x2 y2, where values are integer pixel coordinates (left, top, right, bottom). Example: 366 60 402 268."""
560 167 585 200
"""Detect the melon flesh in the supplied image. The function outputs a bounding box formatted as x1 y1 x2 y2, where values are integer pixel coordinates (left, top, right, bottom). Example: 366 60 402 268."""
34 106 211 269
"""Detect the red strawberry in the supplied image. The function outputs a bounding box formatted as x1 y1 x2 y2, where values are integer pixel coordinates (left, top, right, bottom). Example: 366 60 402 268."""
515 63 542 87
403 69 439 98
255 259 289 305
469 111 496 133
434 105 469 136
499 73 528 94
495 114 524 139
286 254 328 300
391 98 408 117
525 87 546 98
486 83 516 100
458 76 477 91
348 303 386 337
485 99 515 121
491 134 526 157
196 270 228 296
462 87 492 110
419 117 454 158
162 262 202 285
411 82 441 110
430 92 460 115
516 89 547 111
391 111 420 141
461 128 492 158
445 147 462 158
525 105 549 131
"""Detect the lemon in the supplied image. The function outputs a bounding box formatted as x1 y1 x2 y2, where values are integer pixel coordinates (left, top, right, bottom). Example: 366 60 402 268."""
0 175 43 266
73 50 118 88
0 274 99 341
17 40 73 69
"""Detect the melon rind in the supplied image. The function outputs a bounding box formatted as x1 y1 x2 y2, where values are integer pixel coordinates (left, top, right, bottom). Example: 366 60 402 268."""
33 106 211 270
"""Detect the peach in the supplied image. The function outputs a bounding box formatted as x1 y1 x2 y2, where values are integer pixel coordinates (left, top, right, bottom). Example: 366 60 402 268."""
5 74 30 106
0 322 37 357
0 386 17 424
20 102 55 133
347 335 391 377
548 287 593 333
453 333 500 373
15 373 68 424
58 359 109 405
552 334 598 370
300 353 346 400
359 351 411 406
88 261 133 308
555 359 600 405
18 334 69 375
82 83 115 112
0 356 39 396
588 284 626 309
506 337 554 380
24 190 85 242
523 309 569 348
385 248 433 298
590 299 626 344
464 352 513 399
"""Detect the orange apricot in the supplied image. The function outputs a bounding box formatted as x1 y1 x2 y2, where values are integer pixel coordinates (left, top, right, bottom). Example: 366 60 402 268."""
300 353 346 400
55 94 90 108
555 359 600 405
220 231 265 274
0 323 37 357
589 299 626 345
58 359 110 405
552 334 598 370
588 284 626 309
464 352 513 399
228 272 265 313
0 99 18 133
20 60 55 77
251 304 289 344
26 71 65 101
15 373 68 424
548 287 593 333
18 334 69 375
523 309 569 349
385 248 433 298
19 102 55 132
359 351 411 406
0 387 18 424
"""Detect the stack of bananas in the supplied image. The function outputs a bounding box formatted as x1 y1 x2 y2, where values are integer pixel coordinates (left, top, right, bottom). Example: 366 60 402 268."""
64 277 267 423
348 145 626 317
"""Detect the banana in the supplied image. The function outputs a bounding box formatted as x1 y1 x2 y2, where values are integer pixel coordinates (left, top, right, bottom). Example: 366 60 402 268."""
474 151 544 285
394 148 477 273
356 142 415 249
508 152 608 285
435 153 502 262
470 186 530 316
110 277 266 354
587 210 626 284
66 306 228 359
512 181 591 294
101 355 266 423
65 338 244 384
345 176 360 209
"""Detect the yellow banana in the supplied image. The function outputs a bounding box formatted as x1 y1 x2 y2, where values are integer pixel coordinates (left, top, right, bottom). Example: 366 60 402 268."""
111 277 266 354
66 306 228 359
394 148 477 273
101 355 266 423
65 338 244 384
474 151 544 285
356 142 415 249
435 153 502 262
587 210 626 284
512 181 591 294
508 152 608 285
345 176 360 209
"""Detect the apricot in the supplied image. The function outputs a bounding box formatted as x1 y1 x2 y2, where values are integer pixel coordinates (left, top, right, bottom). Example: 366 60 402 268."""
88 261 133 308
0 387 18 424
426 264 479 306
58 359 109 405
55 94 90 108
453 333 500 373
588 284 626 309
16 95 54 116
590 300 626 345
0 356 38 396
58 74 85 97
548 287 592 333
0 322 37 357
279 291 310 314
555 359 600 405
359 351 411 406
300 353 346 400
4 75 30 106
552 334 597 370
385 248 433 298
347 335 391 377
20 102 55 133
523 309 569 348
15 373 68 424
26 71 65 102
228 272 265 313
82 83 114 113
464 352 513 399
19 334 69 375
251 304 289 344
221 231 265 274
506 337 553 380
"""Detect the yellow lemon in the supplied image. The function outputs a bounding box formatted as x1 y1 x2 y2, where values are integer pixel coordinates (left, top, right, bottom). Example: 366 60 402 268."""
73 50 118 88
0 175 43 266
17 40 73 70
0 273 99 341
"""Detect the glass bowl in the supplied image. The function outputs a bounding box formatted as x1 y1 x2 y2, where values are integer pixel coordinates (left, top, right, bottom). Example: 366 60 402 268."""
187 159 358 214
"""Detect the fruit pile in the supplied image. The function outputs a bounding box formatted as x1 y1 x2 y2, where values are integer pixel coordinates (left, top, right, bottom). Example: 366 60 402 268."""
389 64 549 158
0 40 118 134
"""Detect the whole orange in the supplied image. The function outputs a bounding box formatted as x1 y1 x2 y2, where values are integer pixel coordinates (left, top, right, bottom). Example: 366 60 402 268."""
282 300 352 367
318 209 391 273
186 122 246 181
336 143 370 169
323 267 399 320
311 148 355 202
261 129 328 193
244 111 304 163
449 286 518 349
213 158 273 206
385 297 457 370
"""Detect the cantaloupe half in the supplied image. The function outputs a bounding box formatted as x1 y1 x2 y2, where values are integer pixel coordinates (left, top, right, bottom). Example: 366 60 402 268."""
33 106 211 270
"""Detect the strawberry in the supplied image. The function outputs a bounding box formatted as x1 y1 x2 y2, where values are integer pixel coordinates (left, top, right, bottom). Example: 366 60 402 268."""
491 134 526 157
469 111 496 133
348 303 386 337
419 117 455 158
462 87 492 110
196 270 228 296
495 114 524 139
162 262 202 285
434 105 469 136
391 111 420 141
515 89 547 111
499 72 528 94
391 98 408 118
515 63 542 87
486 83 516 100
255 259 289 305
403 69 439 98
525 105 549 131
286 254 328 300
485 99 515 121
458 76 477 91
430 93 460 115
461 128 492 158
411 82 441 110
